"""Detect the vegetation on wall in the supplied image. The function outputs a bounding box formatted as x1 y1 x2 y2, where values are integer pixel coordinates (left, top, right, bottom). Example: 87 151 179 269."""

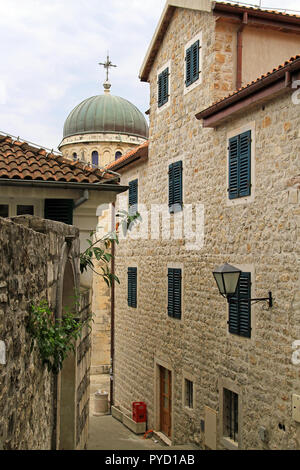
27 299 92 375
27 210 140 374
79 209 141 286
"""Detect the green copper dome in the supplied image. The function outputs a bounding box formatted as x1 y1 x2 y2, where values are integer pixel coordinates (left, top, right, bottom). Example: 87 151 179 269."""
63 94 149 139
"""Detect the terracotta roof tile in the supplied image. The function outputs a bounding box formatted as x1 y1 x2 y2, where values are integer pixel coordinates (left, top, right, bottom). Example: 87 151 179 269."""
106 141 149 171
215 2 300 19
0 134 115 184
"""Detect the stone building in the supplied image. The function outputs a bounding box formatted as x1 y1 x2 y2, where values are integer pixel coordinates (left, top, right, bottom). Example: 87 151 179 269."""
0 215 90 450
58 66 149 374
109 0 300 449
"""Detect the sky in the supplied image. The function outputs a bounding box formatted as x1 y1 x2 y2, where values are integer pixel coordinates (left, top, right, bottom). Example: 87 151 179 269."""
0 0 299 151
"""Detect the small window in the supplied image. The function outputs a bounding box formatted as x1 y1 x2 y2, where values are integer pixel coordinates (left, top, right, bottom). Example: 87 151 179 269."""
184 379 193 409
228 272 251 338
185 40 200 87
223 389 238 443
129 179 138 213
228 131 251 199
73 152 77 160
115 151 122 160
128 267 137 308
169 161 182 212
158 67 169 108
168 268 182 319
17 205 34 216
44 199 73 225
92 151 99 167
0 205 9 218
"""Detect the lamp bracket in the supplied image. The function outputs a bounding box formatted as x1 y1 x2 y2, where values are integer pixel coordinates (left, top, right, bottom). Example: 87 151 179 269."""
228 292 273 308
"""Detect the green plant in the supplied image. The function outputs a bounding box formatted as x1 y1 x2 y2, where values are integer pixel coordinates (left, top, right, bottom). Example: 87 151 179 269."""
80 209 141 286
27 299 93 374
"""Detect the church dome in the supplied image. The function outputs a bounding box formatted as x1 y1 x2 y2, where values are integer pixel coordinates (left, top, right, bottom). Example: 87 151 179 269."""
63 94 149 140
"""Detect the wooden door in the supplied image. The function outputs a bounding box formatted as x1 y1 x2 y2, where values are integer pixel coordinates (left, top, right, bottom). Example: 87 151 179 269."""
160 366 172 437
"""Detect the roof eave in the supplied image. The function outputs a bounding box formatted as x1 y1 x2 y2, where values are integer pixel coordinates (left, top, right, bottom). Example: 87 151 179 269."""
0 178 128 194
110 153 148 172
196 59 300 127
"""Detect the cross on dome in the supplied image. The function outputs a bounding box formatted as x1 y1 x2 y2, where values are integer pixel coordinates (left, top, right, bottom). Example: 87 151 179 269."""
99 53 117 93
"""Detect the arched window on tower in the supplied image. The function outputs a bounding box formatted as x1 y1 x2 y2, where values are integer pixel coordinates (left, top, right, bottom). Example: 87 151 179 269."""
115 151 122 160
92 151 99 168
73 152 77 160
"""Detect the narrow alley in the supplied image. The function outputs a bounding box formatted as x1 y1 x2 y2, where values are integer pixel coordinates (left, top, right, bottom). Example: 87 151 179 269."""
87 374 199 451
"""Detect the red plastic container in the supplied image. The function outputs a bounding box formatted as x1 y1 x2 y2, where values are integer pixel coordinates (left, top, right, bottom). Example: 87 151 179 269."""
132 402 147 423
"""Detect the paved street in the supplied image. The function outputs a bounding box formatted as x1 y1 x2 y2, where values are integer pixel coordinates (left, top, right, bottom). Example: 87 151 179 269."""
88 374 199 451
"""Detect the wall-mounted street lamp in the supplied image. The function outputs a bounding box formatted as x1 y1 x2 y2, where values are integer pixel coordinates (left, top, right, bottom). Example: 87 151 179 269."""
212 263 273 307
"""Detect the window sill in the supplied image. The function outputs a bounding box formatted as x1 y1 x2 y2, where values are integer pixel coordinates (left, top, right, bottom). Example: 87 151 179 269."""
221 436 239 450
183 405 194 417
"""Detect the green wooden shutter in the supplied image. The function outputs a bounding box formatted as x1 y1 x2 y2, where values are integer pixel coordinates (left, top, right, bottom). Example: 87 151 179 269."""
169 161 182 211
128 267 137 308
186 40 199 87
44 199 73 225
228 272 251 337
191 40 199 84
158 68 169 107
228 131 251 199
173 268 182 319
129 179 138 210
186 46 192 86
238 131 251 197
168 268 182 319
228 135 239 200
168 268 174 318
238 272 251 338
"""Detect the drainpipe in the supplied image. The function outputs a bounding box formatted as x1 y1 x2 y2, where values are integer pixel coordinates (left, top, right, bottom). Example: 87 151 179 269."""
110 202 116 412
73 189 89 209
236 12 248 90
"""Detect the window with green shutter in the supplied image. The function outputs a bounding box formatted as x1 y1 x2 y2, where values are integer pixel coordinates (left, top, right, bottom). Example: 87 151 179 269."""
44 199 74 225
158 67 169 107
228 272 251 338
128 267 137 308
185 40 200 87
128 179 138 214
169 161 183 213
168 268 182 319
228 130 251 199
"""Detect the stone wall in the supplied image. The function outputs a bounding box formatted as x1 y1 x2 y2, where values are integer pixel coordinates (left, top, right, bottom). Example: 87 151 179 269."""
113 5 300 450
0 215 92 450
76 288 92 450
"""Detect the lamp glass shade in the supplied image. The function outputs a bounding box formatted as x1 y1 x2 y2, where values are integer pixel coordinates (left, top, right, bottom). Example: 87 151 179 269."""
223 271 241 295
213 263 241 297
213 272 226 295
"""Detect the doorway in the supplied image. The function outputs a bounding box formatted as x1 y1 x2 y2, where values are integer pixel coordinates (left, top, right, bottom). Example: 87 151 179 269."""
159 366 172 438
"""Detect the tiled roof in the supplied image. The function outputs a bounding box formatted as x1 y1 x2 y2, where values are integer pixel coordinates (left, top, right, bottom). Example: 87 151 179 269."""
0 135 111 183
106 141 149 171
215 2 300 19
197 55 300 119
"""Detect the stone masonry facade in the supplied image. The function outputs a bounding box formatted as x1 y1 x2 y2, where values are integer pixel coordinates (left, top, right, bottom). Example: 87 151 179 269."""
0 215 92 450
113 4 300 450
